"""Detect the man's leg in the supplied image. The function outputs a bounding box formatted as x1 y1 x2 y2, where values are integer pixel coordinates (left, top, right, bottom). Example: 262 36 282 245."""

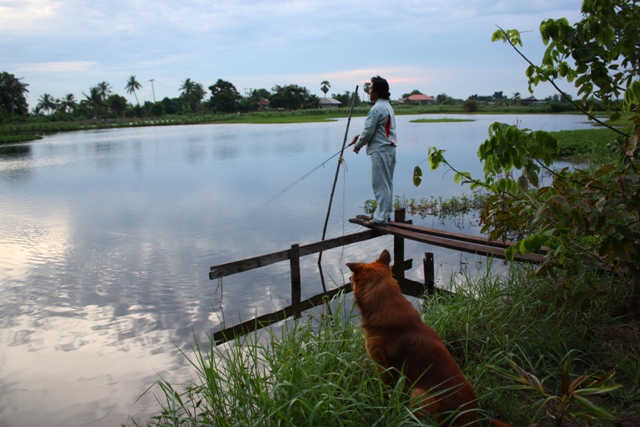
371 149 394 224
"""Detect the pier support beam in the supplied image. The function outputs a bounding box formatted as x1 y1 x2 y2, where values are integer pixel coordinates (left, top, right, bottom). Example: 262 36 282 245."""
392 208 406 281
290 244 301 319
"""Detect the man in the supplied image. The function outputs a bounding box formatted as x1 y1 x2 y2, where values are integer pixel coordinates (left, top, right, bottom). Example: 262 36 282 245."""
352 76 397 226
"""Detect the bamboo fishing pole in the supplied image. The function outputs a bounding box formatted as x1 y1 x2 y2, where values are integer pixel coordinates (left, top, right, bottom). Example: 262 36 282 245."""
317 86 359 292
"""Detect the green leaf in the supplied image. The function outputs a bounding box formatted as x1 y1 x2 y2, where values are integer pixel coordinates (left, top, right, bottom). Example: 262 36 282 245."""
504 246 515 261
570 209 586 230
572 395 618 421
574 384 622 396
561 358 570 396
611 238 627 259
628 265 640 283
624 135 638 157
491 29 506 42
413 166 422 187
518 175 529 193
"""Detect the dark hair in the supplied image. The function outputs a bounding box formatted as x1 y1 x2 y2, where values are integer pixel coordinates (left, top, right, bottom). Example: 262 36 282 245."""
370 76 390 100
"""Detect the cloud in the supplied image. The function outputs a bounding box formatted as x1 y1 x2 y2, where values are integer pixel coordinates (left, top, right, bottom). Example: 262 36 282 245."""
0 0 61 31
1 0 586 107
15 61 97 73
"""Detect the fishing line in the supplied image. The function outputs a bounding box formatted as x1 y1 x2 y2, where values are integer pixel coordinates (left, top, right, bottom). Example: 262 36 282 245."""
256 142 354 211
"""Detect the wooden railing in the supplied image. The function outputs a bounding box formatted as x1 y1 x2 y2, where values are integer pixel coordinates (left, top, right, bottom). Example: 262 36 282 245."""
209 209 546 345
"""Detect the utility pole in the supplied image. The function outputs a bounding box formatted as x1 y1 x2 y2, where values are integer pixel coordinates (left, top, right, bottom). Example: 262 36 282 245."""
149 79 156 102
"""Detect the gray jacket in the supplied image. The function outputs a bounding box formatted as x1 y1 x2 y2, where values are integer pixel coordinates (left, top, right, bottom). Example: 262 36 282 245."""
355 99 397 154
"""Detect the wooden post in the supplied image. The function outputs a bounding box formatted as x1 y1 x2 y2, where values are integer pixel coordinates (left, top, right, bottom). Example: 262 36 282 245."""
393 208 406 281
290 244 301 318
424 252 435 294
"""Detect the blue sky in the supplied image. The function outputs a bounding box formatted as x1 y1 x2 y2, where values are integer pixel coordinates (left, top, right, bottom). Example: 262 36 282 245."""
1 0 585 108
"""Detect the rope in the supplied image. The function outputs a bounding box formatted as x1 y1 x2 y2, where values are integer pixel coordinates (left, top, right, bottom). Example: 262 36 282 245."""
339 155 348 260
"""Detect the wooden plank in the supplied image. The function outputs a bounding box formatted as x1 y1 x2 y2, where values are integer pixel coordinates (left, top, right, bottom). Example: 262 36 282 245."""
388 221 549 255
212 282 352 345
349 218 545 263
298 229 381 257
209 249 290 280
210 229 380 280
398 278 430 298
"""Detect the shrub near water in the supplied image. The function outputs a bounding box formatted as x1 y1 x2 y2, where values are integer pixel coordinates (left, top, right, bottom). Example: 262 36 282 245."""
421 264 639 426
134 265 639 427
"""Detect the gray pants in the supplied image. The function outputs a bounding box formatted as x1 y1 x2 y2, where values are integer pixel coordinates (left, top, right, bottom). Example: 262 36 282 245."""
370 146 396 224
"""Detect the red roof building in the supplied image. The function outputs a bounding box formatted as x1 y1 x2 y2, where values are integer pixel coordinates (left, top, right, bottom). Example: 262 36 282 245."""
405 94 435 104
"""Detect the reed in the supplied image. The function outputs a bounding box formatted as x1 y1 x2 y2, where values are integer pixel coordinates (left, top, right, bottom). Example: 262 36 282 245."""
132 264 639 426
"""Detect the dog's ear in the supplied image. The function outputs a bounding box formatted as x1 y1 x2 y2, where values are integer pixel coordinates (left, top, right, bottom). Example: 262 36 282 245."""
345 262 362 273
378 249 391 266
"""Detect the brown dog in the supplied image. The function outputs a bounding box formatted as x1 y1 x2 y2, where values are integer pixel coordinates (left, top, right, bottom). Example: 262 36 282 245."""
346 249 510 427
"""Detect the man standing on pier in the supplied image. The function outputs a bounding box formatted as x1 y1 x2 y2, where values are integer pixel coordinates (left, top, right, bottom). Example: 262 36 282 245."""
352 76 397 226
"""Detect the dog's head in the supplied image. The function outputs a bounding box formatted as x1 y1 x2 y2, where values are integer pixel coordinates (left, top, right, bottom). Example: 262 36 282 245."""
346 249 392 294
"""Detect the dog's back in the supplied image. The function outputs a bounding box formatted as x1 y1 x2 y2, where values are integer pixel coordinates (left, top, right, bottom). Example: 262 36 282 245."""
347 249 478 426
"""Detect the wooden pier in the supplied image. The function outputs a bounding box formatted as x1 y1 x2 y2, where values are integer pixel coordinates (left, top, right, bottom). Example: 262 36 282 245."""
209 209 547 345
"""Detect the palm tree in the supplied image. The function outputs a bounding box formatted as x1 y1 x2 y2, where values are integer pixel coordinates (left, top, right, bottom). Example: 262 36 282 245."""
180 78 206 112
36 93 58 114
60 94 77 113
0 72 30 116
83 86 107 117
363 82 371 101
96 81 112 102
125 75 142 105
320 80 330 97
180 78 196 98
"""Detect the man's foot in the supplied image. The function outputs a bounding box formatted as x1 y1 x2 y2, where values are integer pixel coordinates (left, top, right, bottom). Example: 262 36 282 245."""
356 214 373 221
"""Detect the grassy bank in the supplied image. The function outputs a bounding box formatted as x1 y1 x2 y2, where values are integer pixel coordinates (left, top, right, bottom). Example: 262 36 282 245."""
0 104 585 144
410 118 475 123
132 265 639 427
0 133 42 144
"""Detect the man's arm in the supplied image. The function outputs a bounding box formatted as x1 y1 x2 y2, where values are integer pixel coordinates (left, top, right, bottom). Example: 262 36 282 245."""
354 108 378 151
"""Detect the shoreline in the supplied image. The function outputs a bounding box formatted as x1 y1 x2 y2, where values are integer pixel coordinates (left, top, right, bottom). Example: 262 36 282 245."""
0 108 593 145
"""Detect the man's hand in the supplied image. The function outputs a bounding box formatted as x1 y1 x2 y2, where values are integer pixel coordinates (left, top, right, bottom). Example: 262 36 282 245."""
352 135 360 153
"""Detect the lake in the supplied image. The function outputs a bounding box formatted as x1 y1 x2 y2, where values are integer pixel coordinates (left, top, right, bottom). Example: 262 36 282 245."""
0 114 595 426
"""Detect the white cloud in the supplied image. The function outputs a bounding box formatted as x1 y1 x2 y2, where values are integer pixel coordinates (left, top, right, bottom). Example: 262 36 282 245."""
0 0 585 107
0 0 61 31
15 61 97 73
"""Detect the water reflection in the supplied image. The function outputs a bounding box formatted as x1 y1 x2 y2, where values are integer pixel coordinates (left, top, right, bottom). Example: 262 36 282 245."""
0 144 31 159
0 144 33 183
0 115 596 426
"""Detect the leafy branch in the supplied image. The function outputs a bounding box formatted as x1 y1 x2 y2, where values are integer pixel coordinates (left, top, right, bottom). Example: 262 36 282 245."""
492 26 630 138
491 358 621 427
415 1 640 314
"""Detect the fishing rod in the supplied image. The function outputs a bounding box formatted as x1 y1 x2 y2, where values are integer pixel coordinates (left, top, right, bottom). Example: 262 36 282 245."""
259 140 355 208
318 86 359 295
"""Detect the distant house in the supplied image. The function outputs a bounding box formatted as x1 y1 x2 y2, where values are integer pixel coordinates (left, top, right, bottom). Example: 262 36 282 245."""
318 97 342 109
258 99 270 109
404 94 435 105
521 96 547 105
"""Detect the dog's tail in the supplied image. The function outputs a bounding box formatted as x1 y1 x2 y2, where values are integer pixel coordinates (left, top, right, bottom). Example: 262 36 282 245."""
490 419 512 427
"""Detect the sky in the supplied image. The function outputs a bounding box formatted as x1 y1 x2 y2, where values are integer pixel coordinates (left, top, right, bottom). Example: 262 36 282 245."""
1 0 586 109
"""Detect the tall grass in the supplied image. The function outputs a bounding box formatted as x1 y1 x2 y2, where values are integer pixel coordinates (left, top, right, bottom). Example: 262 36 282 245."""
134 298 435 427
132 264 639 427
421 264 640 425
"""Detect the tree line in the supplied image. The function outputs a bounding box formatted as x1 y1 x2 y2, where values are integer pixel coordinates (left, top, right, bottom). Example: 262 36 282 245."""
0 75 379 122
2 71 586 124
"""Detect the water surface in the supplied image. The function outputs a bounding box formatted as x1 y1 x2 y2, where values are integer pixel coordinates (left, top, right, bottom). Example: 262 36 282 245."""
0 114 595 426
